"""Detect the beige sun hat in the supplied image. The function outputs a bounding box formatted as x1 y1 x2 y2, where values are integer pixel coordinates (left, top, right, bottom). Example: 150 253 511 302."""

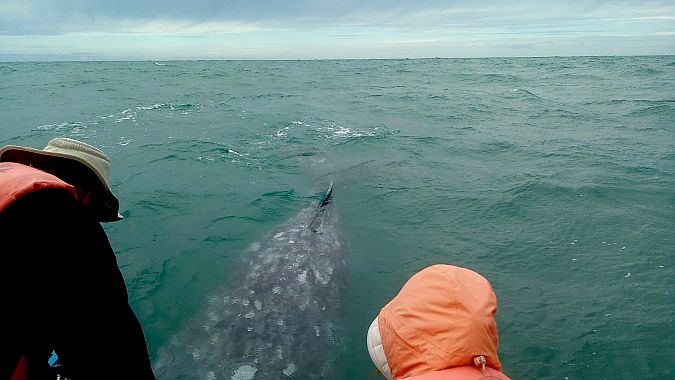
0 137 123 222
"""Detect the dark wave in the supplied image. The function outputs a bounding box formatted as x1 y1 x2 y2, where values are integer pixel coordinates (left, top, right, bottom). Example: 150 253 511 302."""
249 189 297 207
511 88 546 102
624 103 674 117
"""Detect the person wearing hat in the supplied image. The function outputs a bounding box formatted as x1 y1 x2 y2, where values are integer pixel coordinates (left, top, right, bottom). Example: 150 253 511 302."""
367 264 511 380
0 138 155 379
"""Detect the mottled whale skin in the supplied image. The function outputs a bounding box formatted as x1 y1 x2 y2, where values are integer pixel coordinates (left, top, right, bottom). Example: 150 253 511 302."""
154 185 347 379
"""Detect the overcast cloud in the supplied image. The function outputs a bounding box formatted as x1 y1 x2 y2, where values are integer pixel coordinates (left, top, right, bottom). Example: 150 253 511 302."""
0 0 673 59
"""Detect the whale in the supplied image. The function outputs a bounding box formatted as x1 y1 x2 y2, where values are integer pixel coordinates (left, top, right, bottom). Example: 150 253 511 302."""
153 183 347 379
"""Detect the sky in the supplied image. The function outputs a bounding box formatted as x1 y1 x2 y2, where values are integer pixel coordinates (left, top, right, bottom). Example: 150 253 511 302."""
0 0 674 60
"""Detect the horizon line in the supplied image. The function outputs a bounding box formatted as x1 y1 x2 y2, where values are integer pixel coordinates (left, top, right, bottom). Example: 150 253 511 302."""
2 53 674 63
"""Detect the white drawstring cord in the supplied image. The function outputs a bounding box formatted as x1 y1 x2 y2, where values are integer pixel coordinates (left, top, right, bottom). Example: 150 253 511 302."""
473 355 487 371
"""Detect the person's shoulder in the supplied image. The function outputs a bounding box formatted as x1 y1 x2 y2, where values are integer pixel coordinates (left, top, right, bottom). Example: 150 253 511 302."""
1 188 90 225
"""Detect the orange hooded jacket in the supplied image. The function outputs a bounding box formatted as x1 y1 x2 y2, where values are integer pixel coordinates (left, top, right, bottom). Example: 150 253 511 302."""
368 264 510 380
0 162 76 214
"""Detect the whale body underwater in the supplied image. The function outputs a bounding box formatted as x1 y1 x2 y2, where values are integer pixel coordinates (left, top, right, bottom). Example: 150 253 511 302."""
153 183 348 379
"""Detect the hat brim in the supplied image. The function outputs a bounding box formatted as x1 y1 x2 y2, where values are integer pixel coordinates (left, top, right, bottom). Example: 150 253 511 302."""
0 145 122 222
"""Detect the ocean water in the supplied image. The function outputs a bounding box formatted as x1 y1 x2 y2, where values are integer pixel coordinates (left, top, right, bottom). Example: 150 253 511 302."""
1 56 673 379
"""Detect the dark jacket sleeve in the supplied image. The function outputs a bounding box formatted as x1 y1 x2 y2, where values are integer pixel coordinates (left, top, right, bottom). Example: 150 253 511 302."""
0 189 155 379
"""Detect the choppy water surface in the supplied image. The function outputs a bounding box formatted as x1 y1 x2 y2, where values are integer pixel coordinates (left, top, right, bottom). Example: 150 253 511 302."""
1 57 673 379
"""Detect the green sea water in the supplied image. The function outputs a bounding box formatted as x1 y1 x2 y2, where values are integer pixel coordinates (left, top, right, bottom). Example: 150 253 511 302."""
1 56 673 379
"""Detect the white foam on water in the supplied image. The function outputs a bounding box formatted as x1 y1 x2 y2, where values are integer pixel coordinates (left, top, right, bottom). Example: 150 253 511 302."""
282 363 297 377
231 365 257 380
229 149 246 158
136 102 166 110
118 136 134 146
245 311 255 319
332 126 354 136
114 109 137 123
254 300 262 310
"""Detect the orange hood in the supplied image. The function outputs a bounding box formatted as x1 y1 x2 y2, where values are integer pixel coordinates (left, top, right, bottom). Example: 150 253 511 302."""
373 265 502 379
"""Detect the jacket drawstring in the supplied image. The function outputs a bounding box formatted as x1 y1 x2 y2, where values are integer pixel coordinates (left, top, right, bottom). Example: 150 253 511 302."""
473 356 486 371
